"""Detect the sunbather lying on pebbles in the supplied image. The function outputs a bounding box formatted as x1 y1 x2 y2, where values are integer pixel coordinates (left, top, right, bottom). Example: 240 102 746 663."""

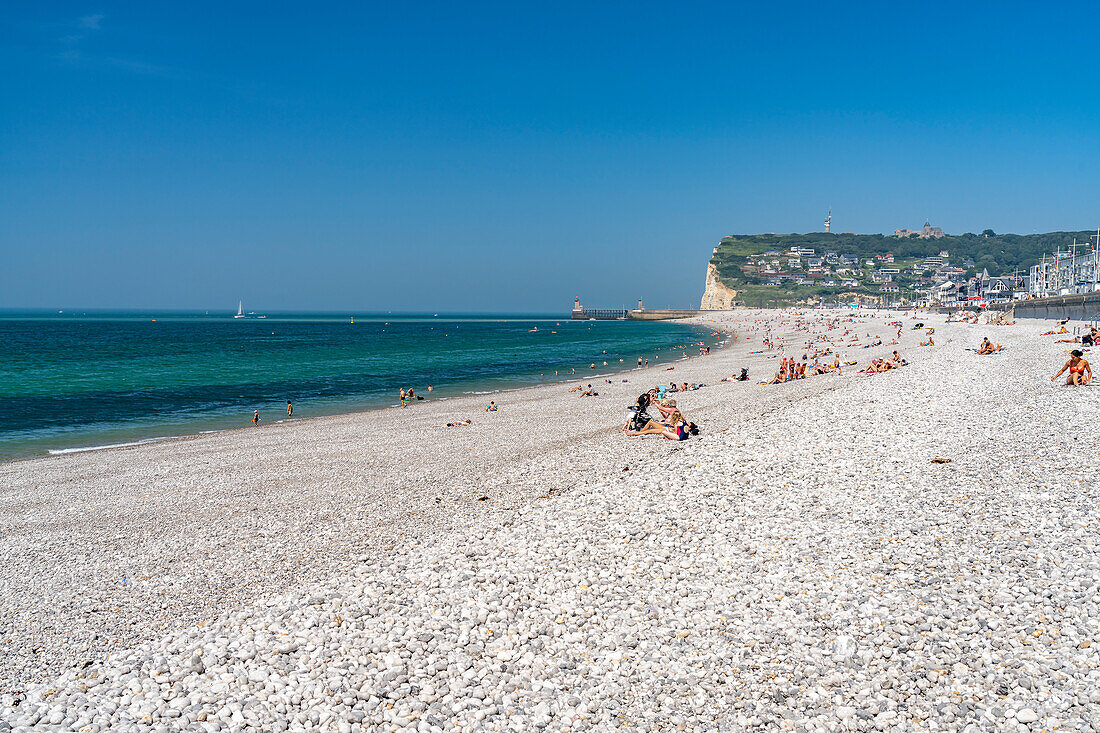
1056 329 1096 345
861 359 894 374
1052 350 1092 386
625 410 698 441
434 419 472 428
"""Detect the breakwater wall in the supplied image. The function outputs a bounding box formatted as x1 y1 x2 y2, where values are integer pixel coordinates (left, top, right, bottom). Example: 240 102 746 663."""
629 309 707 321
1008 293 1100 321
571 308 710 321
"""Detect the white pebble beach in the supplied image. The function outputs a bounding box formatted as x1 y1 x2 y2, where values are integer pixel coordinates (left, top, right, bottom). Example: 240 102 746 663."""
2 308 1099 732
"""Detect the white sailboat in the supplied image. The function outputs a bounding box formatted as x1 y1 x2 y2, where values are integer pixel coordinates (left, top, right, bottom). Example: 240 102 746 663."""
234 300 245 318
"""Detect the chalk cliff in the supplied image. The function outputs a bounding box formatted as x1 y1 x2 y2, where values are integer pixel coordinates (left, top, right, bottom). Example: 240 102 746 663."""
700 262 738 310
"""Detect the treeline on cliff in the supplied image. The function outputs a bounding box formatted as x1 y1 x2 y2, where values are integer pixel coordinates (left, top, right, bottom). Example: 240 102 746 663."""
711 230 1099 286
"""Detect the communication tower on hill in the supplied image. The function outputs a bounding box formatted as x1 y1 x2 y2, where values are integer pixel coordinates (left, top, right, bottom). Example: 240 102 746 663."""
824 208 832 233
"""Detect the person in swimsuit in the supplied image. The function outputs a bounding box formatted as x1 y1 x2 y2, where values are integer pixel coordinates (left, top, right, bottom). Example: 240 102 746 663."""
626 410 697 440
435 419 472 427
1053 350 1092 386
252 410 260 425
287 401 293 417
977 338 996 355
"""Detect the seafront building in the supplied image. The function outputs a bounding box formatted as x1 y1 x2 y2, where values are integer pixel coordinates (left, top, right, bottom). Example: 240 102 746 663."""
1029 249 1100 298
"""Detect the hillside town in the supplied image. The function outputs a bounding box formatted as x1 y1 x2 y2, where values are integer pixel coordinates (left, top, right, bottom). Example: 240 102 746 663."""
728 224 1100 307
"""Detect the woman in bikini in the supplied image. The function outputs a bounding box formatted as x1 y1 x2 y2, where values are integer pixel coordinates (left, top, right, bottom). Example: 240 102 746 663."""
626 410 696 441
1052 350 1092 386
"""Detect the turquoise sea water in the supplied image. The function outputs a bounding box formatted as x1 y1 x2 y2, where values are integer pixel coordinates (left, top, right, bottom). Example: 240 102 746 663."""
0 312 719 461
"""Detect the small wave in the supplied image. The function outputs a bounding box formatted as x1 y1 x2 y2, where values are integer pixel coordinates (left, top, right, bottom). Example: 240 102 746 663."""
49 436 180 455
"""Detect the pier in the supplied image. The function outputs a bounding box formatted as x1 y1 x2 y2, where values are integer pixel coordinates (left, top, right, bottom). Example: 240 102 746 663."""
570 297 706 321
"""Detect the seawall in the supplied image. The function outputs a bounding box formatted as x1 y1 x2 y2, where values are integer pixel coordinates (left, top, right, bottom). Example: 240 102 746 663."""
1003 292 1100 321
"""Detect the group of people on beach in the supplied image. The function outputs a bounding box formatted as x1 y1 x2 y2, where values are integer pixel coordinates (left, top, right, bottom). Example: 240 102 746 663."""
762 353 843 383
623 391 699 441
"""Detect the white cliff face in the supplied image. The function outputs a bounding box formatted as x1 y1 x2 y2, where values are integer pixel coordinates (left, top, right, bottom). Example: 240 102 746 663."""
700 262 738 310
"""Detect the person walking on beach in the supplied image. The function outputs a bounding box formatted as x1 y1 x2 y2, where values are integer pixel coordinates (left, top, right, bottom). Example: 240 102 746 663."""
252 410 260 426
287 401 293 417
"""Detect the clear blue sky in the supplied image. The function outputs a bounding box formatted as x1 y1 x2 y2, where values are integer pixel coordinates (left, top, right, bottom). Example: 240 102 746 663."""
3 2 1099 312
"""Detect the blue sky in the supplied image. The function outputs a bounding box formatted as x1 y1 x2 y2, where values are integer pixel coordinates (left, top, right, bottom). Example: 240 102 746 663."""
3 1 1099 312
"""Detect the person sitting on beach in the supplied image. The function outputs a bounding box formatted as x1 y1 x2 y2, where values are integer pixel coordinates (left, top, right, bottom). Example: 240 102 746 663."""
1052 350 1092 386
578 385 599 397
976 338 1001 355
653 400 685 420
626 409 698 441
485 401 498 412
884 350 905 367
763 359 789 384
919 337 934 347
435 419 472 428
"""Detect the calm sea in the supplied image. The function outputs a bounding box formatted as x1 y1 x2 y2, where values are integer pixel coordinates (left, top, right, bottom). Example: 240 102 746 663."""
0 312 719 461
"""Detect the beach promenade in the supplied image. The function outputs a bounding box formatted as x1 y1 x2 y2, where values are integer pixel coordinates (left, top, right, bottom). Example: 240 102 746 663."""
2 310 1098 731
